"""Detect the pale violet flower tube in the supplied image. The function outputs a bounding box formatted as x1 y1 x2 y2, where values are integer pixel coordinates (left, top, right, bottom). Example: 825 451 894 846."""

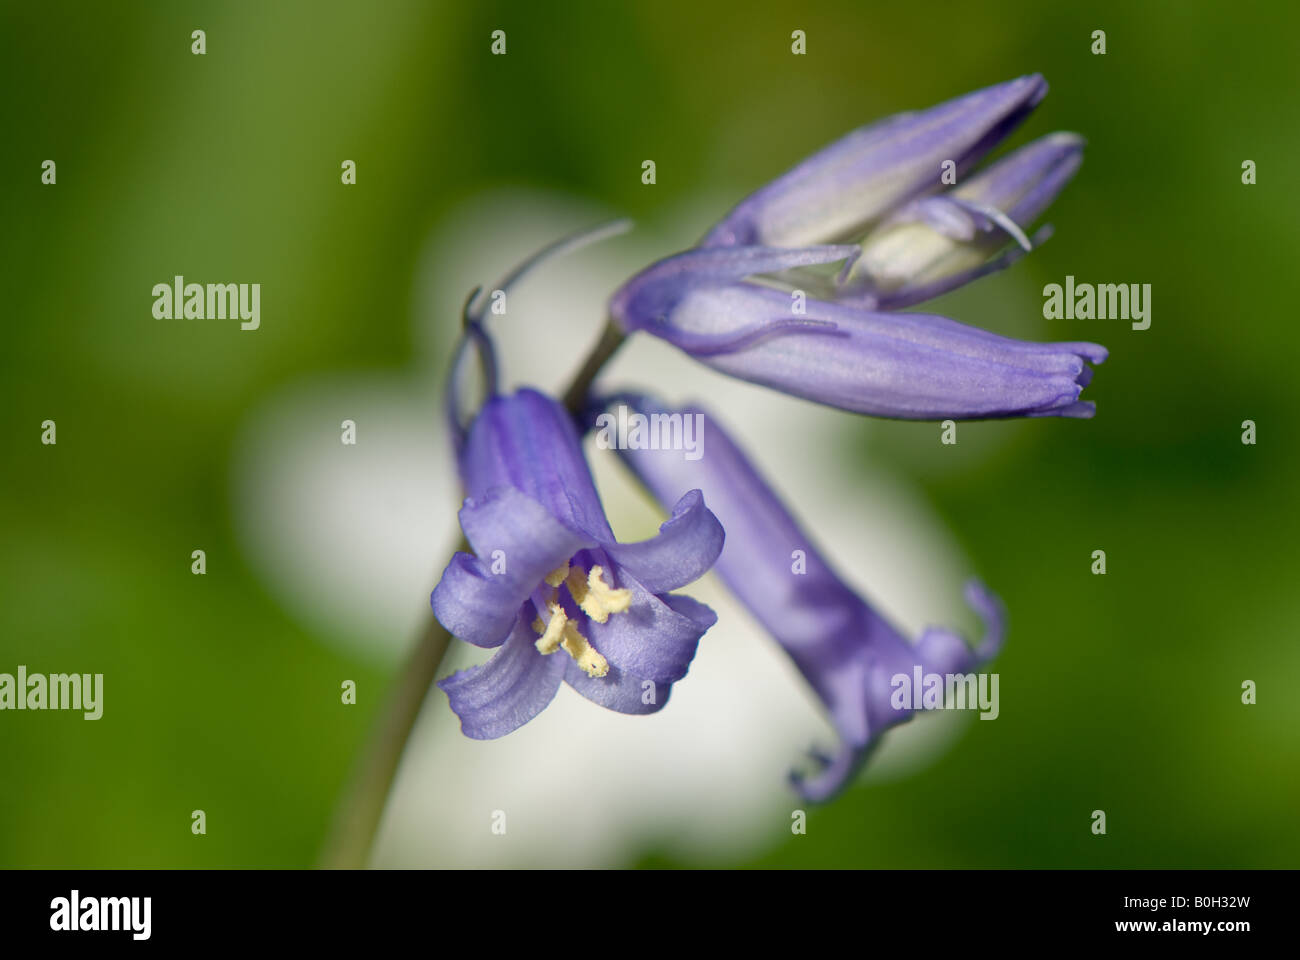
839 132 1086 309
700 74 1048 248
431 387 724 737
608 245 1108 419
603 394 1004 802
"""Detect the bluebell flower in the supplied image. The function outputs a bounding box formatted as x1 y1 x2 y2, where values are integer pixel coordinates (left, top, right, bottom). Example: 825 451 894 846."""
609 245 1107 419
839 132 1086 309
605 394 1005 801
432 387 724 738
701 75 1048 248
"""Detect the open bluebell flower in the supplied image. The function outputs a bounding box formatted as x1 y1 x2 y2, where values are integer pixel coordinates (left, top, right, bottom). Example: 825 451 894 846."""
609 245 1107 419
605 394 1005 801
701 75 1047 248
839 132 1085 309
432 387 724 738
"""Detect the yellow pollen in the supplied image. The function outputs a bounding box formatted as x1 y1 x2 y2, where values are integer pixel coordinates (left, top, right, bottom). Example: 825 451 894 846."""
576 565 632 623
565 565 589 605
530 563 625 678
561 621 609 678
532 601 567 655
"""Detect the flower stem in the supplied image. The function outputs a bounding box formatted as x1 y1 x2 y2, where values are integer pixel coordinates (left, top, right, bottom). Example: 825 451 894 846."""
563 319 627 414
318 318 629 869
317 538 464 870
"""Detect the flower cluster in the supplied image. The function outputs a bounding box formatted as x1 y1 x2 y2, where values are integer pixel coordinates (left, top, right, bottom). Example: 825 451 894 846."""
430 76 1106 800
611 75 1105 420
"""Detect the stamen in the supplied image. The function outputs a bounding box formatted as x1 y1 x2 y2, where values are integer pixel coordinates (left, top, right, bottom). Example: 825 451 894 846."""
529 563 626 677
576 565 632 623
532 601 567 654
565 566 589 606
561 621 609 678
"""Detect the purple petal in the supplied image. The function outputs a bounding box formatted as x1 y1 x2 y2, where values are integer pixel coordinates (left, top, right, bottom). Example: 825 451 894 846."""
913 582 1007 678
600 489 724 594
799 580 1003 801
612 395 919 711
700 75 1048 247
644 315 844 357
790 741 880 805
437 616 568 739
652 281 1105 420
579 563 716 684
431 486 593 648
457 484 593 569
964 579 1007 661
562 659 671 715
430 552 520 649
610 244 859 339
612 396 1004 800
459 388 616 540
956 131 1084 229
843 132 1084 303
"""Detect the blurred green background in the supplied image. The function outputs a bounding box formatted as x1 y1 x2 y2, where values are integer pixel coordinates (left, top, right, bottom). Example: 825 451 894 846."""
2 0 1296 868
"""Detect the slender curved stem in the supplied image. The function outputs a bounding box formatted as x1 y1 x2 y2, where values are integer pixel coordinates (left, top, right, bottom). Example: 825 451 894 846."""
318 318 629 869
317 538 464 870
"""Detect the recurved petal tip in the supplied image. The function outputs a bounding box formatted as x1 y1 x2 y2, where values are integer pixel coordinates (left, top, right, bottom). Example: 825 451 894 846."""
789 741 877 805
963 580 1006 662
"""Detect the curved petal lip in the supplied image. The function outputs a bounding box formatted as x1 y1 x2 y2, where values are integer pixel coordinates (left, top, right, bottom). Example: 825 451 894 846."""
583 571 715 685
600 489 725 595
431 485 595 646
437 618 569 739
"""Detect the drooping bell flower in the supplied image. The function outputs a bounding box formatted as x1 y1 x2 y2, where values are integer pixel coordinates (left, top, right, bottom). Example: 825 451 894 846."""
609 245 1107 420
838 132 1085 309
604 394 1004 801
432 387 724 738
700 74 1048 248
